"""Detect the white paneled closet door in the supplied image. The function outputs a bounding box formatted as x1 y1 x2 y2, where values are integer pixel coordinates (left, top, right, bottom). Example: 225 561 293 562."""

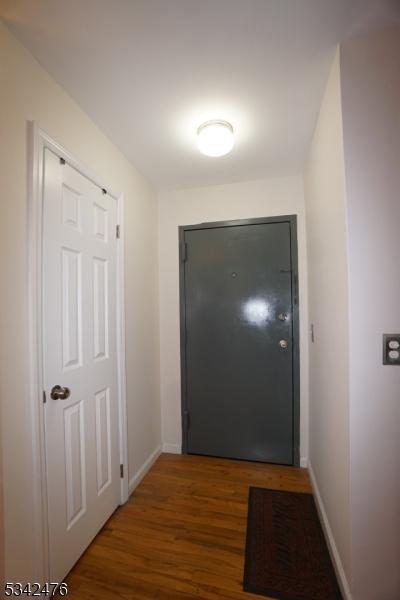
42 148 120 581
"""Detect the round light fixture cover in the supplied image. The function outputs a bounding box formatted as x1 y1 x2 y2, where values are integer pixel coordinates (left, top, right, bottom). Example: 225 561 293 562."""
197 120 234 157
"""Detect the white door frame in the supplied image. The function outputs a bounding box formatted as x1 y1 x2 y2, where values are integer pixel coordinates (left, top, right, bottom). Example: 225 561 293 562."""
27 122 129 581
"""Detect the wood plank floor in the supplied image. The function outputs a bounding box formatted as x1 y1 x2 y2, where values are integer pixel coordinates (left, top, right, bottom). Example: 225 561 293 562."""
66 453 311 599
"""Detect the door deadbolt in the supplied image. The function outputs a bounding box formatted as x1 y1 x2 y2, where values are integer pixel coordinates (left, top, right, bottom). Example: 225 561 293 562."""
278 313 288 321
50 385 71 400
279 340 289 349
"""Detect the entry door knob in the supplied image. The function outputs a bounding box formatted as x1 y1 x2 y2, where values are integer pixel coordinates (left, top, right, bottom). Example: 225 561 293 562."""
50 385 71 400
279 340 288 349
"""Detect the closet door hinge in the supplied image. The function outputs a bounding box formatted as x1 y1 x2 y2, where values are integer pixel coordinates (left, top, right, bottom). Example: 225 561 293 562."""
116 224 121 239
120 464 124 478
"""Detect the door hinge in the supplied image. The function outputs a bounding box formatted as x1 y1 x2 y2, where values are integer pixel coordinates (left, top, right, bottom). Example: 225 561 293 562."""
120 464 124 478
294 274 298 305
59 157 66 165
116 224 121 239
180 241 188 262
183 410 190 431
43 390 47 404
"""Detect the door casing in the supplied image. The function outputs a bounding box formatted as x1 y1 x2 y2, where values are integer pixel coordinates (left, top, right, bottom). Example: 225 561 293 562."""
179 215 300 466
27 122 128 581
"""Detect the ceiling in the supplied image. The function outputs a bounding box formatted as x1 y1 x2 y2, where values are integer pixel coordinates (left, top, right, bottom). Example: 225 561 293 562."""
1 0 399 191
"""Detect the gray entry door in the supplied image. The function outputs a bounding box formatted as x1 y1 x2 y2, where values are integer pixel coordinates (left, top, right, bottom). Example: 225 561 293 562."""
180 217 299 466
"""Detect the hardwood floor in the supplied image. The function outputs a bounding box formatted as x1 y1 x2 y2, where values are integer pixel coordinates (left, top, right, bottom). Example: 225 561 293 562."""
66 453 311 599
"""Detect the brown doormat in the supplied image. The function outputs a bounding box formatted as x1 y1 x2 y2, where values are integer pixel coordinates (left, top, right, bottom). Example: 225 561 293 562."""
243 487 342 600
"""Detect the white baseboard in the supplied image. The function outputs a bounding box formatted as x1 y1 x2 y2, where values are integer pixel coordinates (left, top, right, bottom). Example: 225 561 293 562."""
300 457 308 468
308 461 352 600
162 443 182 454
128 445 162 495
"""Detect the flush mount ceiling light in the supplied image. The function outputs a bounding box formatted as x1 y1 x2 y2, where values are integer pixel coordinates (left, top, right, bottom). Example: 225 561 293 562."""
197 120 234 157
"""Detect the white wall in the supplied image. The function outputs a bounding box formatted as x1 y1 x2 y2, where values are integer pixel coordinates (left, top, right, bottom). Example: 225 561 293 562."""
158 176 309 463
341 26 400 600
0 22 161 581
303 50 351 588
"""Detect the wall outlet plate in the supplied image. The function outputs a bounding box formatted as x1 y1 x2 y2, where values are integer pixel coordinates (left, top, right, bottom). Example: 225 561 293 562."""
383 334 400 365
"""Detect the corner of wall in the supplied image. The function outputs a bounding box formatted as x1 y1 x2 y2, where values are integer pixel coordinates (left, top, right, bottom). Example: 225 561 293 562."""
308 462 353 600
303 45 352 589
